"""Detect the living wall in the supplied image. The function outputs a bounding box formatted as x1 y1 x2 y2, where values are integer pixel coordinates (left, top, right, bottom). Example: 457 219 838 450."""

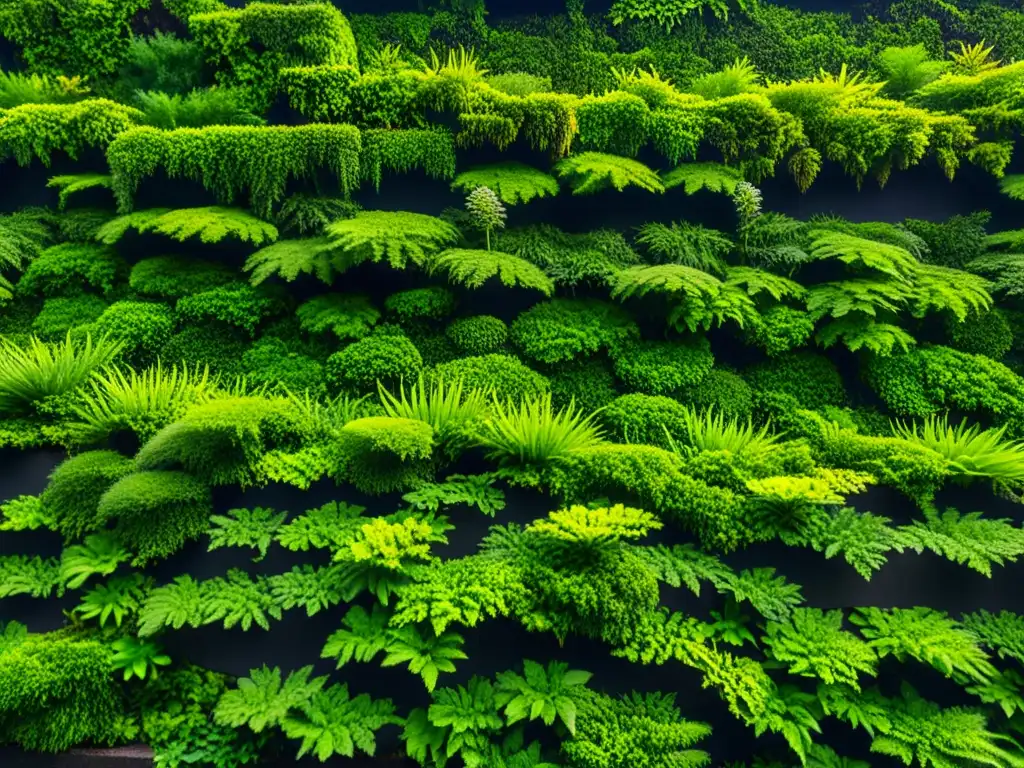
3 0 1024 766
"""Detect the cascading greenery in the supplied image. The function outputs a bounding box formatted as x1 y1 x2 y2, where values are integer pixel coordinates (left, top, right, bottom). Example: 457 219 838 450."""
4 1 1024 767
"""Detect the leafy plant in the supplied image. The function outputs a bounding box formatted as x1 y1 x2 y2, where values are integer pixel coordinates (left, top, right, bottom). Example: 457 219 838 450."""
475 393 605 465
381 625 468 692
111 636 171 681
96 207 278 246
207 507 287 562
465 186 507 251
555 153 665 195
453 163 559 205
428 249 555 295
495 659 592 734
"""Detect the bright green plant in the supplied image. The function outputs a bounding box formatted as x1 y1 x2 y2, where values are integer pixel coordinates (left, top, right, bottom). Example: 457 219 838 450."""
111 636 172 681
325 211 460 269
475 393 605 466
555 153 665 195
465 186 507 251
427 249 555 296
453 163 559 205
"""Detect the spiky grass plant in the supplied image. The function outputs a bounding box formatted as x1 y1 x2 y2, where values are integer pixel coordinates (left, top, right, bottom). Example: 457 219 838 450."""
476 393 605 465
282 388 373 438
666 406 782 457
379 375 489 454
65 362 211 443
0 333 122 414
892 415 1024 487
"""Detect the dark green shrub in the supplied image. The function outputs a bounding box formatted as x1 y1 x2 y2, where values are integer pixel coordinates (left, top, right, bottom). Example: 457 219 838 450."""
176 283 288 337
745 352 846 410
162 325 249 377
326 334 424 393
99 470 213 565
40 450 135 540
117 31 206 97
17 244 127 297
241 337 324 394
746 305 815 357
446 315 508 355
93 301 175 365
904 212 991 269
31 296 107 340
945 310 1013 360
686 368 754 420
547 358 619 415
511 299 639 364
429 353 549 402
385 287 457 323
0 629 123 752
129 256 235 300
334 416 435 494
611 339 714 396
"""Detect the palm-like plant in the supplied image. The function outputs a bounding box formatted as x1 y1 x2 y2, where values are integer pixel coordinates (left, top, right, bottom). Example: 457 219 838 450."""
475 393 605 465
666 406 782 457
892 415 1024 487
949 40 1000 76
0 333 123 415
379 376 489 454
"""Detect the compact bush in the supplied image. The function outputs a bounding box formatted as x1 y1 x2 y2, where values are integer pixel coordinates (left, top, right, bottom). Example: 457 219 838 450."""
136 397 307 487
92 302 175 366
601 393 693 448
945 310 1013 360
611 339 714 396
0 628 123 752
161 325 250 378
334 416 435 493
429 353 550 402
510 299 640 364
686 369 754 420
40 450 135 540
129 256 235 300
17 244 127 298
326 334 424 393
546 358 620 415
745 352 847 411
385 287 457 323
31 296 107 341
98 470 213 564
446 315 509 356
240 338 324 394
176 283 288 337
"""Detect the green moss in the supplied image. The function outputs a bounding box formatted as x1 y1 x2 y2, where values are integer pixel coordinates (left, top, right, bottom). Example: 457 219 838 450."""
945 310 1013 360
446 315 508 356
40 450 136 540
241 337 324 394
31 296 108 340
429 353 550 402
385 287 457 323
611 339 714 396
93 301 175 366
546 357 619 415
326 334 423 393
686 368 754 420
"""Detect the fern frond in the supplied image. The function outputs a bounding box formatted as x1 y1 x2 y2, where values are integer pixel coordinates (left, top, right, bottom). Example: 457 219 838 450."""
427 248 555 295
806 278 913 320
910 264 992 321
725 266 806 301
202 569 282 631
966 253 1024 298
809 229 918 281
999 174 1024 201
275 501 367 552
555 152 665 195
816 316 916 356
962 611 1024 665
322 605 391 668
662 162 744 195
325 211 459 269
452 163 559 205
899 508 1024 577
215 665 327 733
244 237 357 286
207 507 287 562
269 565 345 617
721 568 803 622
138 575 206 636
46 174 113 211
634 221 732 272
0 555 62 598
296 294 380 340
97 207 278 245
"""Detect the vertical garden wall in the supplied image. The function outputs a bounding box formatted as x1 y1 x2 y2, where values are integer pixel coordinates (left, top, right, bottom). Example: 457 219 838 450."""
4 0 1024 766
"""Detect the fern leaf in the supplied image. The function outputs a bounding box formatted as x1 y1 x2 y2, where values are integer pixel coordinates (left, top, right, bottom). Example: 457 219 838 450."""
809 229 918 281
721 568 803 622
46 173 113 211
427 248 555 295
555 152 665 195
322 604 391 668
275 501 367 552
662 162 744 195
215 665 327 733
325 211 459 269
452 162 559 205
851 607 997 683
962 610 1024 665
380 625 468 692
806 278 913 320
281 684 398 760
816 316 916 356
0 555 62 598
634 221 732 272
59 534 129 589
268 565 345 617
999 174 1024 201
898 508 1024 577
910 264 992 321
637 544 733 594
97 207 278 245
207 506 287 562
202 569 282 631
725 266 806 301
244 237 356 286
138 575 206 636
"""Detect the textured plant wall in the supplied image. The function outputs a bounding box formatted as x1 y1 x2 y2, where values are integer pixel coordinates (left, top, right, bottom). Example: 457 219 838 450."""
4 1 1024 768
